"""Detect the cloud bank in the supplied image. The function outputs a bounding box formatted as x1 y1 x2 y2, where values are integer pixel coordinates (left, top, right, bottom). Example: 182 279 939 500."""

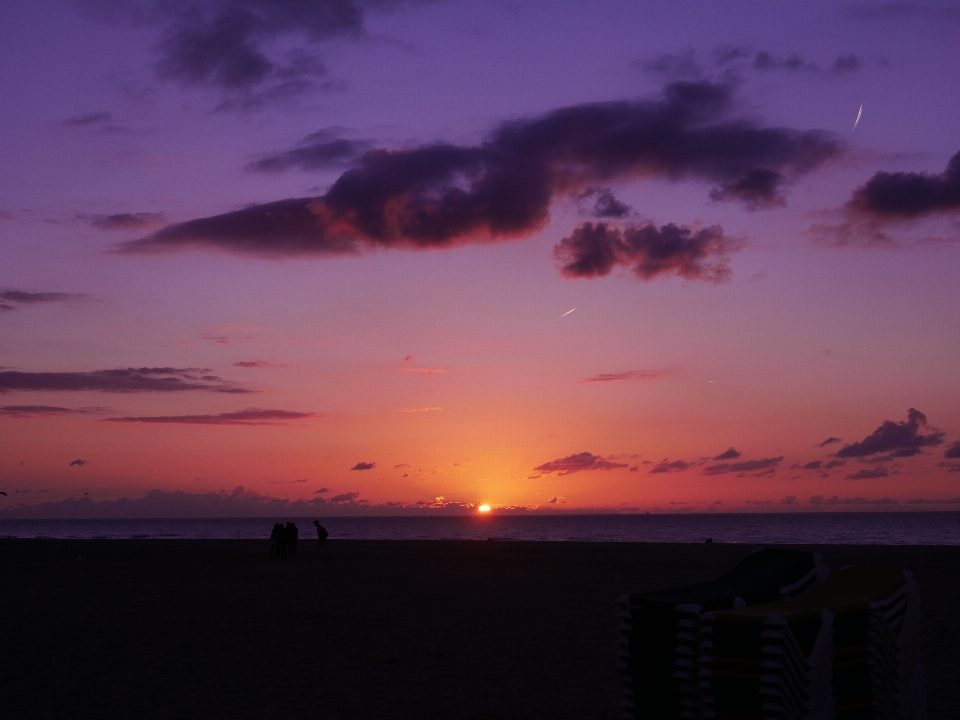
124 81 843 272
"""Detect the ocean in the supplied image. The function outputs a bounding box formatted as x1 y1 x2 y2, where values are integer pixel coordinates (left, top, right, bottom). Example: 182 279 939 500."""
1 512 958 544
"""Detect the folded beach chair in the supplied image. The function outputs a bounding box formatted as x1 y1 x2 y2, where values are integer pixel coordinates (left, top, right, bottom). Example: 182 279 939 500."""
616 548 829 720
702 567 924 720
824 568 925 720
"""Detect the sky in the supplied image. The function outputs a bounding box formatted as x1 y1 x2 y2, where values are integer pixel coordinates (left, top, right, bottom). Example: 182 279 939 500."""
2 0 960 517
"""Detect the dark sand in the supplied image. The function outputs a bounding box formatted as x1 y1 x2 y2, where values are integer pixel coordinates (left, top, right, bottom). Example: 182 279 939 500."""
1 540 957 719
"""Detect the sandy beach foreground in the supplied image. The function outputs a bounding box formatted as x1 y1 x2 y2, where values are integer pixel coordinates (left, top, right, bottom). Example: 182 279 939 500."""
1 539 957 719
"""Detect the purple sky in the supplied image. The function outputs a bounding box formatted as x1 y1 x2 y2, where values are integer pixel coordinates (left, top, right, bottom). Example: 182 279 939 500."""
2 1 960 517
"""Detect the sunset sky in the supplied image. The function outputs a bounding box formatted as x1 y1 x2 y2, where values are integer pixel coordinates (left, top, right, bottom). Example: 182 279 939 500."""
3 0 960 516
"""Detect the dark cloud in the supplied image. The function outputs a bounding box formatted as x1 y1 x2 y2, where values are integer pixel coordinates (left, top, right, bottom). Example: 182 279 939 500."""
818 436 841 447
939 461 960 473
0 367 253 394
713 447 741 460
846 467 889 480
82 0 426 106
831 54 863 73
709 168 785 208
648 459 693 474
580 370 659 384
823 459 846 469
62 111 112 127
313 487 329 493
0 290 89 312
752 51 818 73
801 460 822 470
578 187 632 218
350 461 376 471
835 408 944 458
69 459 88 467
533 452 628 476
819 151 960 246
124 81 844 260
233 360 288 368
152 1 364 90
103 408 318 425
641 46 863 79
847 151 960 220
554 222 735 282
0 405 108 418
702 456 783 475
329 491 361 503
248 130 373 172
90 213 166 231
944 440 960 459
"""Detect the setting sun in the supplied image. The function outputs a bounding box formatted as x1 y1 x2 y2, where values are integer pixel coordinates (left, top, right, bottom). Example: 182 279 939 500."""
477 505 491 513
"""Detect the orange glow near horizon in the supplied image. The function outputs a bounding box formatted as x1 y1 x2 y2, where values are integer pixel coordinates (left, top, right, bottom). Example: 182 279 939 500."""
477 505 491 513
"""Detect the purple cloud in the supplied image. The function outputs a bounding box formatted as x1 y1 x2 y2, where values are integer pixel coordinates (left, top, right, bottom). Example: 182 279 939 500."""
351 461 376 471
835 408 944 458
713 447 741 461
943 440 960 459
69 459 88 467
533 452 628 476
818 436 841 447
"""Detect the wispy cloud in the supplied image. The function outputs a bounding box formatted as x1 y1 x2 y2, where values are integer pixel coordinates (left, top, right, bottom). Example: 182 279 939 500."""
534 452 628 476
0 290 90 312
350 461 376 471
103 408 319 426
580 370 661 384
397 407 442 413
90 213 166 231
0 405 109 418
702 456 783 475
0 367 254 394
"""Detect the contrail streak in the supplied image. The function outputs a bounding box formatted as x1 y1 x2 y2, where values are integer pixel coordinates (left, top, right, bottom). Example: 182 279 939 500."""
559 308 576 319
852 104 862 131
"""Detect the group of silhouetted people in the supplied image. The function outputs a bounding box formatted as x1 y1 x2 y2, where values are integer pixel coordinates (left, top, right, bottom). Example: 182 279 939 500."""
269 522 298 558
269 520 330 558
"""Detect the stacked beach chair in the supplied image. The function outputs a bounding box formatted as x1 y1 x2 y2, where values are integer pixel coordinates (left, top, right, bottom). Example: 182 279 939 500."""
616 548 829 720
704 567 924 720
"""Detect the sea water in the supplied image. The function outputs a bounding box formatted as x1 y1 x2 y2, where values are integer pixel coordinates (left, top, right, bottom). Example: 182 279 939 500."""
1 512 958 544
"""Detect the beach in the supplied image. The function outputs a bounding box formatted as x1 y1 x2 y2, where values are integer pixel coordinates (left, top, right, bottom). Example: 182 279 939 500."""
1 540 957 719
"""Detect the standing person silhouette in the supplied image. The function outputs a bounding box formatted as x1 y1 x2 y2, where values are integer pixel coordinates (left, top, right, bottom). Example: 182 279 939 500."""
313 520 330 557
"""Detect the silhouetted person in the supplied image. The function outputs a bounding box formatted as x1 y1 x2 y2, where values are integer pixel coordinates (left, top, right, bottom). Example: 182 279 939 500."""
269 522 284 558
285 522 299 557
313 520 330 557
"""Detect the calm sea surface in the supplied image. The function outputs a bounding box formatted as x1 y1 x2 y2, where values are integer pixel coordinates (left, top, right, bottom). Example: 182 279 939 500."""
1 513 958 544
